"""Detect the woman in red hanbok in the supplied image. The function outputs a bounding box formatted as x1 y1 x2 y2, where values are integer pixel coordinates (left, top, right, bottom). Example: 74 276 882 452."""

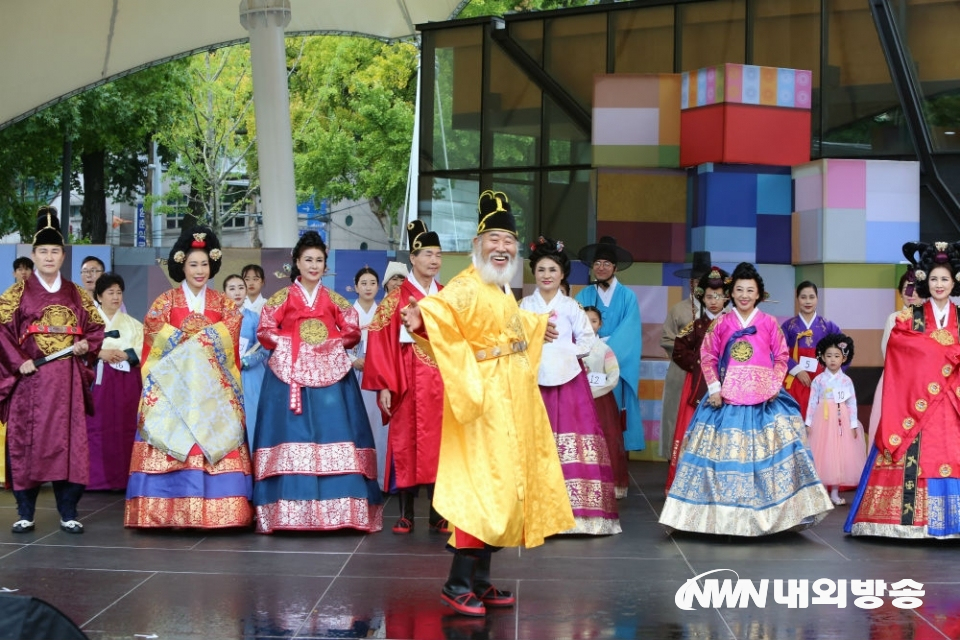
124 225 253 529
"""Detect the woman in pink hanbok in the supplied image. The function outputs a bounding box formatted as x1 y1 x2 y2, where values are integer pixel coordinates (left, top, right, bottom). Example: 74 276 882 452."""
660 262 833 536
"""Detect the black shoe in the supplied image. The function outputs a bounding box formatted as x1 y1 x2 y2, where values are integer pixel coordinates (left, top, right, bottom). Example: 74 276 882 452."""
11 520 35 533
442 551 486 616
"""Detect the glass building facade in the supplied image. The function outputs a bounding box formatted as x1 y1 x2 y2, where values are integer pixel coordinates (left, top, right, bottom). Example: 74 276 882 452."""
417 0 960 250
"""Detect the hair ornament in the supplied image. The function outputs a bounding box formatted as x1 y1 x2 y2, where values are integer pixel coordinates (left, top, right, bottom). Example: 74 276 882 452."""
209 248 222 261
173 250 186 264
936 242 948 252
935 252 949 264
915 269 927 281
723 276 732 285
274 263 292 279
694 286 705 297
191 232 207 248
954 272 960 283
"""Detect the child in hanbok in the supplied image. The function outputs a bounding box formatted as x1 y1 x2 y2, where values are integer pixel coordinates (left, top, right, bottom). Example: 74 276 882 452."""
520 237 620 535
805 333 866 506
583 306 628 499
223 274 270 452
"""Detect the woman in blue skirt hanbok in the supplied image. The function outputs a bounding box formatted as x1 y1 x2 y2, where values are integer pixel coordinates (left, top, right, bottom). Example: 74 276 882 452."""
659 262 832 536
252 231 383 533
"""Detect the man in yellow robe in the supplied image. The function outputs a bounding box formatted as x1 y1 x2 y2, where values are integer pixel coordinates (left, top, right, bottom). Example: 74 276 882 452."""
403 191 574 617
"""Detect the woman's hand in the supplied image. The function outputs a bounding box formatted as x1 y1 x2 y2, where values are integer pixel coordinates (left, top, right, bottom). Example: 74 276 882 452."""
73 339 90 356
707 392 722 408
99 348 127 364
352 357 365 371
19 359 36 376
795 371 812 387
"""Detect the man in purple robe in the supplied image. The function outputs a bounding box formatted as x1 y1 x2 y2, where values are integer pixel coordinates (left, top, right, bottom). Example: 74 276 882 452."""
0 207 104 534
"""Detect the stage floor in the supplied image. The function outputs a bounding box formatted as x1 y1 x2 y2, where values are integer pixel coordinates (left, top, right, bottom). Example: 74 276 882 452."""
2 461 958 640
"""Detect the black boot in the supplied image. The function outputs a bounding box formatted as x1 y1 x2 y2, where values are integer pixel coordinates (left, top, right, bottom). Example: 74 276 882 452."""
441 551 486 616
392 491 414 534
472 553 515 608
429 504 450 533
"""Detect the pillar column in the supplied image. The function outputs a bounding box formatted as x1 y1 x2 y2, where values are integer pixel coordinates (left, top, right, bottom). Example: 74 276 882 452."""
240 0 299 248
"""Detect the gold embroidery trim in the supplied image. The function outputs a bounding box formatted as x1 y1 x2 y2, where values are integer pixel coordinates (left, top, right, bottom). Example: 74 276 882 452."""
0 281 25 324
266 288 289 307
328 290 352 311
930 328 955 346
35 305 78 354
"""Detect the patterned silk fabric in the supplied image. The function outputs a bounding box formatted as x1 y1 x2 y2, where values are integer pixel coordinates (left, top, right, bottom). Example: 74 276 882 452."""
415 265 575 548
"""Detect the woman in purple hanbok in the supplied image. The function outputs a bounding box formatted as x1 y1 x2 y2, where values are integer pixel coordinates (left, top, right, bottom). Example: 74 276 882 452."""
87 273 143 490
660 262 832 536
781 281 842 420
520 237 620 535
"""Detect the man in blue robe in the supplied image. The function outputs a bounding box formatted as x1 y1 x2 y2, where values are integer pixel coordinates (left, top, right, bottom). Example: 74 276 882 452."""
576 237 644 451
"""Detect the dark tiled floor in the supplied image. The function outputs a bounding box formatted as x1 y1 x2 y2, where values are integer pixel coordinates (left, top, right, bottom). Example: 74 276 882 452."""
2 462 959 640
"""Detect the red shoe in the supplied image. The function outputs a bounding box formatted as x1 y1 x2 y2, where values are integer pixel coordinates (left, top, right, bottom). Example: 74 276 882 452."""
430 517 451 534
475 585 515 608
392 517 414 534
441 589 486 617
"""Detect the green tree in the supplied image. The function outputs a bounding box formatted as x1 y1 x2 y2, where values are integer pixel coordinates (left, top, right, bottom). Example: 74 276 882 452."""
291 36 419 247
60 61 191 243
458 0 606 18
0 109 66 239
156 47 259 237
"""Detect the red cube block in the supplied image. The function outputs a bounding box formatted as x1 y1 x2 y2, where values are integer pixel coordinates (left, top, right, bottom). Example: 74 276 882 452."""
680 103 811 168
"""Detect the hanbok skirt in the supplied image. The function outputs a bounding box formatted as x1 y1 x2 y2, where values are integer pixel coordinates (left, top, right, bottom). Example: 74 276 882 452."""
846 445 960 539
125 439 254 529
807 401 867 488
87 364 142 490
666 373 700 494
541 371 621 535
253 368 383 533
355 369 388 491
660 389 833 536
595 392 629 499
241 362 266 453
867 372 883 448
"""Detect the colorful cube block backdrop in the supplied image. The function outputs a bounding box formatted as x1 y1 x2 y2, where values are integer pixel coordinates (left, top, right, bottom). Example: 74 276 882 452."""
593 74 681 168
792 159 920 264
680 64 813 109
687 163 793 264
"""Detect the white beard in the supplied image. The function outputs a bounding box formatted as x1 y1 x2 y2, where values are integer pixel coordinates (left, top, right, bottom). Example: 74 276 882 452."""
472 244 518 287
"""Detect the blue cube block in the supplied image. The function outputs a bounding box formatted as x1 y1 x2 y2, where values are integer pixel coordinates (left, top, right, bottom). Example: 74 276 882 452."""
699 171 758 227
756 214 791 264
866 221 920 263
756 173 793 215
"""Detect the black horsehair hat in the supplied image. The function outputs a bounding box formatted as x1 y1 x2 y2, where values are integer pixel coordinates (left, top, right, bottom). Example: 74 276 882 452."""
407 219 441 252
477 190 517 237
674 251 712 280
577 236 633 271
33 206 64 247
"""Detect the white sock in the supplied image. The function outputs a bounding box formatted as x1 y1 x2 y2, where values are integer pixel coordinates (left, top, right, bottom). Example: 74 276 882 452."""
830 486 840 501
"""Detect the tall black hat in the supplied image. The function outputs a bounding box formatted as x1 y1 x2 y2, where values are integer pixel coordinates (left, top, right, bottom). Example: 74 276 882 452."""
477 190 517 237
674 251 712 279
406 219 441 252
577 236 633 271
33 206 64 247
167 224 223 283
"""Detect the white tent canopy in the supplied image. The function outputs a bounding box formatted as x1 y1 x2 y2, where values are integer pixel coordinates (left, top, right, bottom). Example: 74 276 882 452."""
0 0 468 129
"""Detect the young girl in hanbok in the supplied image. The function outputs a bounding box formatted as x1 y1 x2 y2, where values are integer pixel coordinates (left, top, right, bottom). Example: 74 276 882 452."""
781 282 843 420
583 307 628 499
659 262 833 536
223 274 270 453
520 237 620 535
252 231 383 533
805 333 866 506
350 266 388 491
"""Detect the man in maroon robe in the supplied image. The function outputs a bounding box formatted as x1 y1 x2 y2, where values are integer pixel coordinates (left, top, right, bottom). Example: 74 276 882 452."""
0 207 104 534
363 220 446 534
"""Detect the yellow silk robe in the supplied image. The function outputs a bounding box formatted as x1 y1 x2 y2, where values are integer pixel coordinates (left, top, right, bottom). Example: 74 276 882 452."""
414 265 574 548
